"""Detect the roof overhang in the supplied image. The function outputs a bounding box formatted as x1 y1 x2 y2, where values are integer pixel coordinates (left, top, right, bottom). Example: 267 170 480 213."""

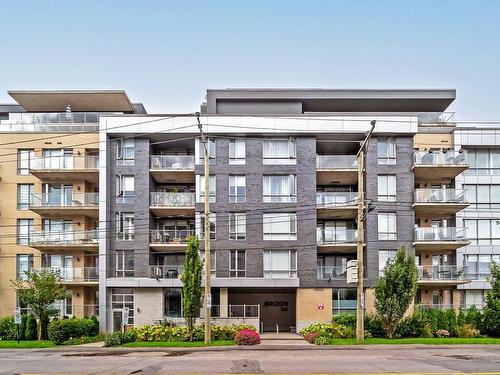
8 90 135 112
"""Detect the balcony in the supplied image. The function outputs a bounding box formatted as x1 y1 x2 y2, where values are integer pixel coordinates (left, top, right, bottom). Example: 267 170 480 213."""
413 151 468 183
417 112 455 125
29 193 99 218
149 229 195 251
413 188 468 216
417 265 470 286
414 227 469 253
316 155 358 185
30 155 99 183
150 192 196 217
316 192 358 219
317 228 357 253
39 267 98 284
0 112 99 133
29 230 99 250
149 265 184 279
150 155 195 183
316 266 347 280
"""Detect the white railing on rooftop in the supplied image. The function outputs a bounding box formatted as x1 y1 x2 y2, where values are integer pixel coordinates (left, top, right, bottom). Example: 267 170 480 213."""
317 155 358 169
417 112 455 125
0 112 99 132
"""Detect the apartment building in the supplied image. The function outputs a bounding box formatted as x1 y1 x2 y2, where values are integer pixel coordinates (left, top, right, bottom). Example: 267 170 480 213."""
98 88 471 332
0 90 145 318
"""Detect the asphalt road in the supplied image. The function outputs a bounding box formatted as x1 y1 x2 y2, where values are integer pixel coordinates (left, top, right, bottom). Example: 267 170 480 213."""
1 346 500 374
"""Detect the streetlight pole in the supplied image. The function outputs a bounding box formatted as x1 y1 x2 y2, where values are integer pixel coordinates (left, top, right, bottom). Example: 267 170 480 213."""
196 112 211 344
356 120 376 343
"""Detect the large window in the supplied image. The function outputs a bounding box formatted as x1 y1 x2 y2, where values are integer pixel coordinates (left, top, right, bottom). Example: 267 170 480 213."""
229 139 245 165
263 138 296 165
465 149 500 175
164 288 182 318
377 175 396 202
116 213 134 240
42 149 73 169
263 213 297 240
464 184 500 208
333 288 358 315
111 288 134 326
198 138 216 165
116 139 135 166
115 250 134 277
17 149 34 175
16 254 34 280
197 175 216 203
263 249 297 278
200 251 216 276
17 184 34 210
230 250 246 278
464 219 500 245
464 290 486 310
378 250 397 276
229 212 246 240
196 213 216 240
229 175 246 203
116 175 135 203
378 212 397 240
17 219 34 245
263 175 297 203
465 254 500 280
377 138 396 165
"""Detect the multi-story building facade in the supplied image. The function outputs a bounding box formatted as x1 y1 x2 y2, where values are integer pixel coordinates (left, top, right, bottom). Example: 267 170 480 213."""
0 90 145 318
2 87 496 333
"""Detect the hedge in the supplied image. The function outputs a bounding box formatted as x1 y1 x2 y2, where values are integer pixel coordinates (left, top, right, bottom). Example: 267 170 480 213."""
47 317 99 344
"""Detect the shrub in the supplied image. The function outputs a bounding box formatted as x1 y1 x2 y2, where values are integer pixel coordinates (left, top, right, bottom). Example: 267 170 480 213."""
457 324 481 338
445 309 458 336
63 334 105 345
234 329 260 345
435 329 450 338
395 314 426 338
134 324 257 342
104 330 136 347
364 315 385 338
48 317 99 345
332 314 356 328
313 335 330 345
0 317 16 340
304 332 319 343
465 307 483 331
25 315 38 340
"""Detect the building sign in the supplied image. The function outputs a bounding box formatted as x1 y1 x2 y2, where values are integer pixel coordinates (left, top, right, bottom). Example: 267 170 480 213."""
264 301 288 311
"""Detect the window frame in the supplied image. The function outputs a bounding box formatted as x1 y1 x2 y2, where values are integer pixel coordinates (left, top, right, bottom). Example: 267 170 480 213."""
16 254 34 280
263 174 297 203
197 175 216 203
196 213 216 240
115 250 134 277
262 138 297 165
229 212 246 240
116 212 135 240
377 175 397 202
377 212 397 240
17 149 34 175
229 250 246 278
17 184 34 210
229 175 246 203
229 139 246 165
116 139 135 166
263 249 297 278
263 213 297 240
377 138 396 165
17 219 34 245
115 175 135 203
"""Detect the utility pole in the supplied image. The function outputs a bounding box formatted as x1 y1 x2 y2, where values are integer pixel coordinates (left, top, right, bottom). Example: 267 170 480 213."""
196 112 211 344
355 119 376 343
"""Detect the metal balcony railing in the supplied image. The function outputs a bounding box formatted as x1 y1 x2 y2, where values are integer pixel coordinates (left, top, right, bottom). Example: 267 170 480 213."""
414 150 467 166
316 265 347 279
150 229 196 244
30 230 99 246
150 192 195 207
149 265 184 279
417 265 469 281
52 303 100 317
0 112 99 132
30 193 99 208
316 155 358 169
228 304 260 318
414 227 467 242
317 228 357 244
414 188 466 203
316 192 358 207
39 267 98 282
150 155 195 170
30 155 99 170
415 303 454 311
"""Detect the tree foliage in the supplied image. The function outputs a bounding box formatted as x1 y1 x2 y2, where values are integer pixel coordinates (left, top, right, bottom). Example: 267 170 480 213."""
375 247 418 338
181 236 203 341
483 261 500 337
11 269 69 340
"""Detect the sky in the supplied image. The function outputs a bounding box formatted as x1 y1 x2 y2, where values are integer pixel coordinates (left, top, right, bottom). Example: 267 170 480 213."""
1 0 499 120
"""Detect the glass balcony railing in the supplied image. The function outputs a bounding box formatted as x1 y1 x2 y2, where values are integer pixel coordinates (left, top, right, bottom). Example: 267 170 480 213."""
150 192 195 207
30 193 99 208
30 155 99 170
414 150 467 166
414 227 467 242
417 265 469 281
317 229 357 244
414 188 466 203
150 155 195 170
149 265 184 279
316 155 358 169
417 112 455 125
150 229 196 244
30 230 99 246
39 267 98 282
316 192 358 207
0 112 100 132
316 266 347 280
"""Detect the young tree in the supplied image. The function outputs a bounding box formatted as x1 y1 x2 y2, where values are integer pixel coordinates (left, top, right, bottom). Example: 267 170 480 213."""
181 236 203 341
483 261 500 337
11 269 68 340
375 247 418 338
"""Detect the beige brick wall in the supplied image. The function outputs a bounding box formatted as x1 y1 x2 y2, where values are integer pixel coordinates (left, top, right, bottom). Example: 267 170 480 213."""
296 288 332 331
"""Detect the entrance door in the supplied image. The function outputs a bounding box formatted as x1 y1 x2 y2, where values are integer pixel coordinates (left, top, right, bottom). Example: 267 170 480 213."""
112 311 123 332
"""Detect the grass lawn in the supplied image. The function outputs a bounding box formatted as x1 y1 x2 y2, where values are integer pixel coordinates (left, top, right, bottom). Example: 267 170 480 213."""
0 340 56 348
122 340 235 347
328 337 500 345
